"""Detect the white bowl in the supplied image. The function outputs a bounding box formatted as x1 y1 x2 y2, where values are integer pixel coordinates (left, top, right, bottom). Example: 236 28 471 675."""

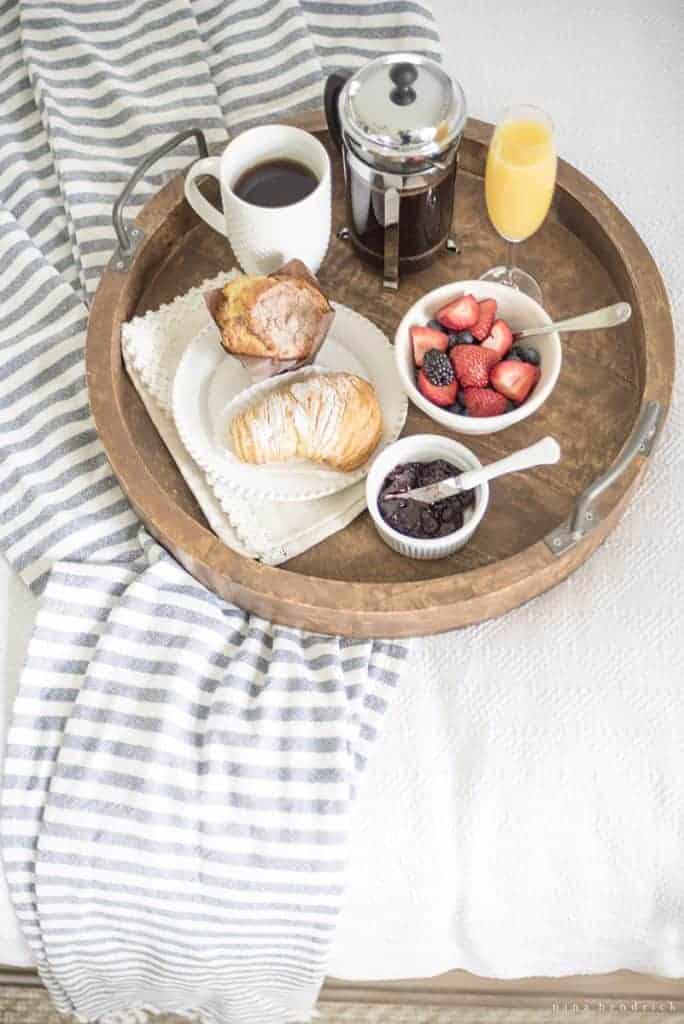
365 434 489 560
394 280 562 435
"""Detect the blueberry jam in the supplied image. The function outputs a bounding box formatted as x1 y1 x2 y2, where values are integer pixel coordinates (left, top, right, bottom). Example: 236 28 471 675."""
377 459 475 540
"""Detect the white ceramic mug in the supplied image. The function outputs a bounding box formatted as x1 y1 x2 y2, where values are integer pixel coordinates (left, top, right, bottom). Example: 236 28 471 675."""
184 125 331 275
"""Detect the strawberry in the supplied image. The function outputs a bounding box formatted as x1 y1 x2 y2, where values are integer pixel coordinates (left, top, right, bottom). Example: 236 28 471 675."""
417 368 459 407
490 359 541 404
481 318 513 362
450 345 496 388
471 298 497 341
411 325 448 367
482 347 501 371
462 387 508 417
437 294 479 331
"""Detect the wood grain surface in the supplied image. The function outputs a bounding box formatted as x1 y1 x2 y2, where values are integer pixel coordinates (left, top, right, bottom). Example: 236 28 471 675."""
85 114 674 636
3 966 683 1017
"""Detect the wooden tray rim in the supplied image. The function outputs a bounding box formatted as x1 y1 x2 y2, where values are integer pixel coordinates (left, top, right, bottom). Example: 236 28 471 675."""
86 115 675 637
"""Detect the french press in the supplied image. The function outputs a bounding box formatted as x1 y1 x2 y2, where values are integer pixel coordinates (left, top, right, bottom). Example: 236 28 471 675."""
324 54 467 289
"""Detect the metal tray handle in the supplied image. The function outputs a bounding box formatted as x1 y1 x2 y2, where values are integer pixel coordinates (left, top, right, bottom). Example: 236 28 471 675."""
111 128 209 270
545 400 662 555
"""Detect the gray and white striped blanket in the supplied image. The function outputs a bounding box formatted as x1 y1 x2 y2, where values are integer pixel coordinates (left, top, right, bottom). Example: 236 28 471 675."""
0 2 440 1021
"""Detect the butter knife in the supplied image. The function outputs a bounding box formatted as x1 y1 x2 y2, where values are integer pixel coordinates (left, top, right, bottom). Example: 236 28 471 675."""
384 436 561 504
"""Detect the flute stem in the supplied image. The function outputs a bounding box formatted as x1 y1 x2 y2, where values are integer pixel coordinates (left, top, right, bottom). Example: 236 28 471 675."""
505 239 517 286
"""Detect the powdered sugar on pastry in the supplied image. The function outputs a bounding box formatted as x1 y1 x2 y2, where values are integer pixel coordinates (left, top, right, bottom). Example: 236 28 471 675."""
229 371 383 473
250 282 325 358
243 388 298 463
290 376 347 461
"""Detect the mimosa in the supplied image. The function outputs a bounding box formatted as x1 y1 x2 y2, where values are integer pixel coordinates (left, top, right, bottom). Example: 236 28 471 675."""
480 105 556 303
485 119 556 241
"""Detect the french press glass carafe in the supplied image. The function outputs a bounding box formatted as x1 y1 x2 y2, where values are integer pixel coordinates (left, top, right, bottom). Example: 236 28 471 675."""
324 54 467 289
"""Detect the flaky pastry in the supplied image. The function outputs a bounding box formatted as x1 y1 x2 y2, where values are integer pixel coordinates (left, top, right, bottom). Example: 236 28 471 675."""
229 371 382 473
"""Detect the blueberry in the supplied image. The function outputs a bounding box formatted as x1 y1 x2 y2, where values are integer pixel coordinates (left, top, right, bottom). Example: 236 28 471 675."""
512 345 540 366
506 400 516 413
427 318 448 333
447 394 466 411
508 349 522 361
448 329 474 349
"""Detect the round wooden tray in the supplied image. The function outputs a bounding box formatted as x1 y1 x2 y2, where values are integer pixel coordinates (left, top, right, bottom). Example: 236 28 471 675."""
86 113 674 637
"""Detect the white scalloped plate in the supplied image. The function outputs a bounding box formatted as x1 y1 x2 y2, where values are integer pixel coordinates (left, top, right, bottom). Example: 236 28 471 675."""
171 303 407 502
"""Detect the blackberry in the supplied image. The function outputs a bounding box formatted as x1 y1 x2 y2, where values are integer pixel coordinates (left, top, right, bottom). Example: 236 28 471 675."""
422 349 455 386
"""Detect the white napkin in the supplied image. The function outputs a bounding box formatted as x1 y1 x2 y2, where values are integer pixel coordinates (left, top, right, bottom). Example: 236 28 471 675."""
121 272 366 564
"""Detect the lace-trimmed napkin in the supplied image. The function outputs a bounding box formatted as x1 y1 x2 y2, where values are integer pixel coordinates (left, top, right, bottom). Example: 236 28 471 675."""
121 271 367 564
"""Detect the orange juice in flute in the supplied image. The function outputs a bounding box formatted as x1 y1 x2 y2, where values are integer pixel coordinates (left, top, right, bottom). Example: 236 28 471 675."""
481 105 556 303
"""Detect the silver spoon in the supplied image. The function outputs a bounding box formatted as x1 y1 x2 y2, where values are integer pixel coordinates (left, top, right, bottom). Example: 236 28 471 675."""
384 436 561 505
515 301 631 341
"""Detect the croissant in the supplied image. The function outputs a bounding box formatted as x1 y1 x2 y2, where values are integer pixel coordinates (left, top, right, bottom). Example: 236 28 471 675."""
229 372 383 473
214 273 332 360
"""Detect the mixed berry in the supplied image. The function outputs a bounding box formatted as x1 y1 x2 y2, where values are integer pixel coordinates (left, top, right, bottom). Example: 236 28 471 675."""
410 294 541 418
378 459 475 539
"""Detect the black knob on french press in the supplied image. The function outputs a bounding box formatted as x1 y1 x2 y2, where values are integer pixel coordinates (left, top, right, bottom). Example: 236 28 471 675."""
389 62 417 106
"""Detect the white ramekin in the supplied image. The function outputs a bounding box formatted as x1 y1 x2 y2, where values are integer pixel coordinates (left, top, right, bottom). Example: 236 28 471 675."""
394 280 562 435
365 434 489 560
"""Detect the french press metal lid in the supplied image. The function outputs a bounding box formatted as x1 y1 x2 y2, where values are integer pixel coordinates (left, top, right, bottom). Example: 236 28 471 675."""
333 53 467 171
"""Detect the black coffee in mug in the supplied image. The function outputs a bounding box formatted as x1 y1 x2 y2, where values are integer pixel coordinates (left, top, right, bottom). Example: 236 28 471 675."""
233 158 318 208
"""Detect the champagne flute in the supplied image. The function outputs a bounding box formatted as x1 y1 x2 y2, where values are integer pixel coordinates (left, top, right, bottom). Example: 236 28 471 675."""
480 104 557 304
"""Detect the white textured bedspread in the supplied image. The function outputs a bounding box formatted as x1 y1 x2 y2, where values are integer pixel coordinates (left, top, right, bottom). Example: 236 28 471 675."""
4 623 683 982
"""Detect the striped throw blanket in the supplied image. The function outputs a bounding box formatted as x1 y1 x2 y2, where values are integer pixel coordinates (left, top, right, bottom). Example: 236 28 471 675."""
0 2 440 1022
